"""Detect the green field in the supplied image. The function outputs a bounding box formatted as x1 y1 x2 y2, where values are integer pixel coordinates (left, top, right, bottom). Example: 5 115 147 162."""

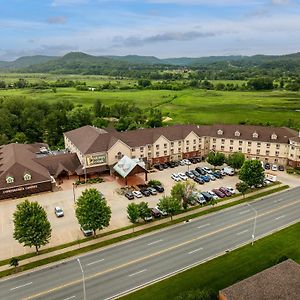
121 222 300 300
1 74 300 129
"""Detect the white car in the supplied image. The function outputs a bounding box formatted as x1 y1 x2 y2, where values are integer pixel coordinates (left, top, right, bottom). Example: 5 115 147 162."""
209 174 216 181
185 159 192 165
203 167 212 174
272 164 278 171
132 190 143 198
155 206 168 216
226 187 236 194
207 190 219 200
178 172 188 180
54 206 64 217
171 173 181 181
180 160 186 166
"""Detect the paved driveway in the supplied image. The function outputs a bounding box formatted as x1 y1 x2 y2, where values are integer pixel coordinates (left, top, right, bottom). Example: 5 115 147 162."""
0 162 298 260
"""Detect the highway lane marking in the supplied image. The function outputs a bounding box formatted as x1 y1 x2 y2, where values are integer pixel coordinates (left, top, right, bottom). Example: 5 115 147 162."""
239 210 250 215
63 296 76 300
86 259 104 266
275 215 285 220
23 199 300 300
147 239 163 246
129 269 147 277
188 247 203 254
236 229 249 236
197 223 210 229
10 282 32 291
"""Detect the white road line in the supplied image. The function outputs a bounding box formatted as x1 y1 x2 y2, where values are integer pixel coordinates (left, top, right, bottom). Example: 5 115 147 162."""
188 247 203 254
239 210 250 215
129 269 147 277
10 282 32 291
86 259 104 266
147 239 163 246
63 296 76 300
275 215 285 220
236 229 249 236
197 223 210 229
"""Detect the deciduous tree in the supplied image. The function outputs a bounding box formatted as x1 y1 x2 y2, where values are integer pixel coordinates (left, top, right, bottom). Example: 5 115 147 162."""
239 160 265 187
236 181 249 198
206 151 225 170
226 152 245 170
157 196 181 220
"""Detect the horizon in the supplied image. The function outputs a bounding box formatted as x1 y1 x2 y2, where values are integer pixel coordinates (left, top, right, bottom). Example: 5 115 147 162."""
1 0 300 61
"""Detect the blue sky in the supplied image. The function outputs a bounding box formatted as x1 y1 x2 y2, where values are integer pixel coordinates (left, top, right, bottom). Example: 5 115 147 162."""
0 0 300 60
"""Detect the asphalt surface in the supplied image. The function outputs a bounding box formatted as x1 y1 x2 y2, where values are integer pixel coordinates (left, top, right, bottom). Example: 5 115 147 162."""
1 187 299 300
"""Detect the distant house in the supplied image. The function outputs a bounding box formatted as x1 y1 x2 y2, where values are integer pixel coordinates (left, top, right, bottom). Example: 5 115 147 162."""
219 259 300 300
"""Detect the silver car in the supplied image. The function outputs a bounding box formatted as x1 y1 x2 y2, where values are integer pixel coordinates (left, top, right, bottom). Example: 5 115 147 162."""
54 206 64 217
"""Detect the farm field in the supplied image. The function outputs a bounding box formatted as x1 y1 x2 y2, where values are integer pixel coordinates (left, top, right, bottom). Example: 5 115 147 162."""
0 74 300 129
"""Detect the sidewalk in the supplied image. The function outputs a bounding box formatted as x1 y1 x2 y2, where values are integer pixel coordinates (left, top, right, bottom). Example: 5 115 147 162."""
0 184 286 273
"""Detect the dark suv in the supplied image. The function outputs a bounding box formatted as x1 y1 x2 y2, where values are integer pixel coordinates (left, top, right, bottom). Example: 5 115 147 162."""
154 185 164 193
140 188 150 197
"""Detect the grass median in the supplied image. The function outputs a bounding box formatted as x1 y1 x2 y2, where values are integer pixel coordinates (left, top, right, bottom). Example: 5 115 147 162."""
0 184 289 278
121 221 300 300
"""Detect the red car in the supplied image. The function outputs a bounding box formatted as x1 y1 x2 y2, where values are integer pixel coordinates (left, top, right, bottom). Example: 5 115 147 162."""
219 187 232 197
212 189 226 198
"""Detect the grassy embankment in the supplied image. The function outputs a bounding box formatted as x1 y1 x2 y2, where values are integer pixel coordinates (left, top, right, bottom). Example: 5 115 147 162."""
122 221 300 300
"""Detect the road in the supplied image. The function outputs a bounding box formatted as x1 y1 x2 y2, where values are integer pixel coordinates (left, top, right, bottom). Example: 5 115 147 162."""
1 187 299 300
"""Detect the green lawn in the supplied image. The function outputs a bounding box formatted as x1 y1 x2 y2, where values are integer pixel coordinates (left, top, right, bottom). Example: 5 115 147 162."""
121 222 300 300
1 74 300 129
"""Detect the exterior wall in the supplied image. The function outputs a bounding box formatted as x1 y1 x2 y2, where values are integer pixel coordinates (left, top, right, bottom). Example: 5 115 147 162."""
107 140 131 166
288 140 300 167
0 181 52 200
64 135 85 165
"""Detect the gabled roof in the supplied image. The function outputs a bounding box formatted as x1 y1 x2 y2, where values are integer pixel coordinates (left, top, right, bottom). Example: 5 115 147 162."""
0 143 51 189
113 155 147 178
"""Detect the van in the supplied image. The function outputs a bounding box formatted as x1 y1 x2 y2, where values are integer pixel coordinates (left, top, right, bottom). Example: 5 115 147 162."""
222 167 234 176
201 192 213 201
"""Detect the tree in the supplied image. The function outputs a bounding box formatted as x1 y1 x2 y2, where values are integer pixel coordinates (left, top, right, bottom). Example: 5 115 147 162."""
157 196 181 220
236 181 249 198
13 200 51 254
9 257 19 268
226 152 245 170
171 181 197 209
239 160 265 187
138 201 151 221
147 108 163 128
247 77 274 90
76 188 111 237
138 78 151 88
127 203 140 231
206 151 225 170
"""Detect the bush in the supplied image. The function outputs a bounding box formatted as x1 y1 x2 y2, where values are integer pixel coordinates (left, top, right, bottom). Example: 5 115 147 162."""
148 179 162 186
74 177 104 186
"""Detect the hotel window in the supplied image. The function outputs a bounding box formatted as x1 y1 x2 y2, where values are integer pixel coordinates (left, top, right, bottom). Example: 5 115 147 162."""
178 147 182 152
171 142 174 147
221 145 225 151
131 148 135 152
230 140 233 145
178 141 182 146
148 145 151 150
132 155 136 159
248 141 252 146
266 143 270 149
212 145 216 150
221 139 225 144
186 140 190 145
213 138 216 143
266 150 270 155
148 152 152 157
186 147 189 152
140 154 144 158
276 144 280 149
24 173 31 181
156 151 159 157
235 131 240 137
291 146 295 150
238 147 242 151
140 147 144 152
193 139 196 144
256 149 260 154
193 146 196 151
199 139 201 143
217 129 223 135
156 145 159 150
253 132 259 138
257 142 261 147
275 151 279 156
164 150 167 156
239 141 243 146
164 143 167 149
6 176 14 184
247 148 251 153
230 146 233 151
171 149 174 154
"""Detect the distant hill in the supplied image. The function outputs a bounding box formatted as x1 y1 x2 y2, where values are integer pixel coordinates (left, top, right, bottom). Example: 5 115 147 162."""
1 51 300 76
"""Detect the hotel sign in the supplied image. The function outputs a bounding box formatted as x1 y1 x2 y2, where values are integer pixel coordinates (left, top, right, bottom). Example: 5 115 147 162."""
87 154 107 166
2 185 38 195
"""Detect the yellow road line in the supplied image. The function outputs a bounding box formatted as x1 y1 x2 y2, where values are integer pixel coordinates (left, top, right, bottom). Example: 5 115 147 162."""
24 199 300 300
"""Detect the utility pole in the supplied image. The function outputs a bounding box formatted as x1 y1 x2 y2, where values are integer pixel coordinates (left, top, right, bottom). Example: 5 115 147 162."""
246 202 258 246
77 258 86 300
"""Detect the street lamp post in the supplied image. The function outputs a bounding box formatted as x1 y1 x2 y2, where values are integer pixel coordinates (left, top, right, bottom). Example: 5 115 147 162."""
72 183 76 204
77 258 86 300
246 202 257 246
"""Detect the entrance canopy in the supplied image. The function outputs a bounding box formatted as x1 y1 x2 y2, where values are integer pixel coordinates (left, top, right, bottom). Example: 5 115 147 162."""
113 156 148 182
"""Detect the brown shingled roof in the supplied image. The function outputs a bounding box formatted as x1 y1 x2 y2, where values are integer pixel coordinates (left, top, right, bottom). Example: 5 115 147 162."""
0 143 52 190
220 259 300 300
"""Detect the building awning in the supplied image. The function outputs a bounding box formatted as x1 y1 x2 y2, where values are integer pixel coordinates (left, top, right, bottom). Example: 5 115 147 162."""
76 164 109 175
113 156 148 178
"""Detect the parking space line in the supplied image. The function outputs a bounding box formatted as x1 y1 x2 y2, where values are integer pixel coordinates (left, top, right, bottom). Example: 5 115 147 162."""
197 224 210 229
147 239 163 246
129 269 147 277
10 282 32 291
236 229 248 236
188 247 203 254
86 259 104 266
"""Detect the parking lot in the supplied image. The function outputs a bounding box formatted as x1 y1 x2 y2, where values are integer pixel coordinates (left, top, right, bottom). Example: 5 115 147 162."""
0 160 298 260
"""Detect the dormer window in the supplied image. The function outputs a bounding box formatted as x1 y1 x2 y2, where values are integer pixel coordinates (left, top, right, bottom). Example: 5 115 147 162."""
217 129 223 135
271 133 277 140
24 173 31 181
235 131 240 137
6 175 14 184
253 132 259 138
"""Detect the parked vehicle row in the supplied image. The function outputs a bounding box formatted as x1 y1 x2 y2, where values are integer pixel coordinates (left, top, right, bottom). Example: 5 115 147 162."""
125 184 164 200
154 157 201 171
263 162 284 171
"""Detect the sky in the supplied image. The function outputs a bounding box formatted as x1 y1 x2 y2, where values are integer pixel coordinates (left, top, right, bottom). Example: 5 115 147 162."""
0 0 300 60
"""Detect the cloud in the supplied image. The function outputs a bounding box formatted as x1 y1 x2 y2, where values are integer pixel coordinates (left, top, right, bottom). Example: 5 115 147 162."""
113 30 219 47
270 0 291 4
47 16 67 24
51 0 89 6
